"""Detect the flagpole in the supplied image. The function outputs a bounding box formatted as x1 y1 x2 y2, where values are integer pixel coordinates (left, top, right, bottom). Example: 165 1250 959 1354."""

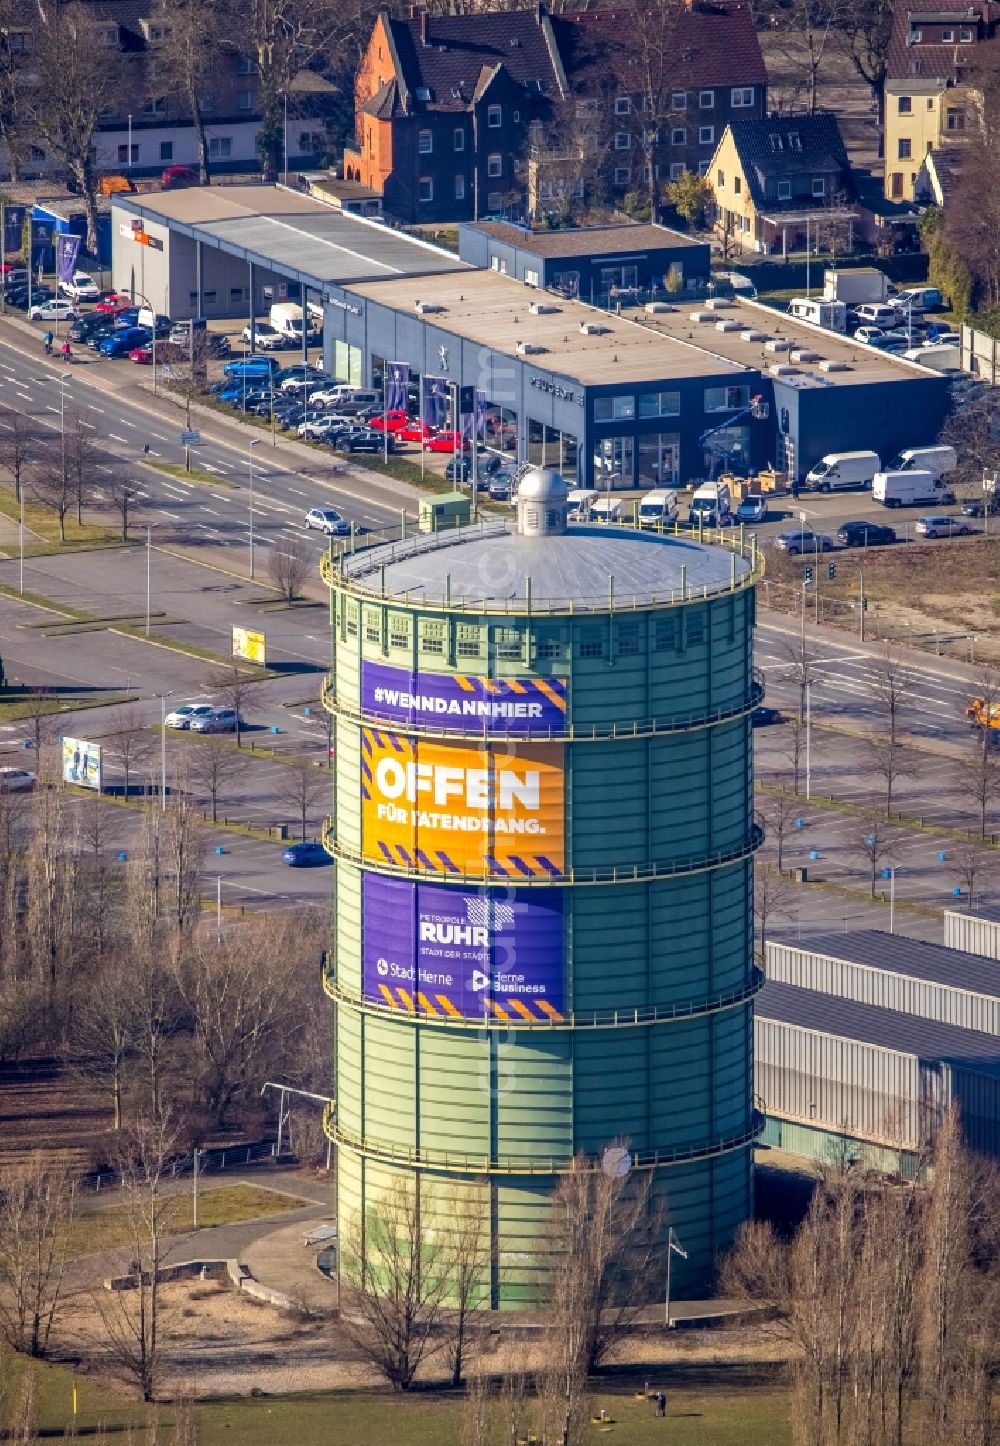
664 1242 672 1328
420 374 425 484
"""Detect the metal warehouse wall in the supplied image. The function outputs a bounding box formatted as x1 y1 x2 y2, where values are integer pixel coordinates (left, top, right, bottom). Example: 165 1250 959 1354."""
944 910 1000 961
766 940 1000 1036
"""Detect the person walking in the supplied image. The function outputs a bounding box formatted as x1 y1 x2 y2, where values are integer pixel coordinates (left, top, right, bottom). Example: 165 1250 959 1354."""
61 339 72 363
43 329 53 355
655 1392 667 1418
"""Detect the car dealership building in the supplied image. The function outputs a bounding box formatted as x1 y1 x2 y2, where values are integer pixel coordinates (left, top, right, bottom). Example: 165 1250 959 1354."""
112 185 951 487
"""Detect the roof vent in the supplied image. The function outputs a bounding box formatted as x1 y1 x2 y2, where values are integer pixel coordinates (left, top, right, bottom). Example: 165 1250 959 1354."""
688 310 714 322
579 321 610 335
704 297 734 310
765 338 791 352
818 358 850 372
645 301 676 314
516 340 547 355
529 301 559 314
414 299 445 314
769 362 799 376
791 348 821 362
715 319 742 332
516 466 568 537
740 329 769 341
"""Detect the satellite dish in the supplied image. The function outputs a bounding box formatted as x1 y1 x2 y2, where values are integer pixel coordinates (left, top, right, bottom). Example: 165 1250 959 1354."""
601 1145 632 1179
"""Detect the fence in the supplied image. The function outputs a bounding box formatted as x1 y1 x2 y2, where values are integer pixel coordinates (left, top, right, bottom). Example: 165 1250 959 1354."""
82 1137 282 1193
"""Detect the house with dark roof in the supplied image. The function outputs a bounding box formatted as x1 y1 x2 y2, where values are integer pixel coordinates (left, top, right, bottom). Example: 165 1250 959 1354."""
708 113 857 256
343 1 768 224
884 2 1000 201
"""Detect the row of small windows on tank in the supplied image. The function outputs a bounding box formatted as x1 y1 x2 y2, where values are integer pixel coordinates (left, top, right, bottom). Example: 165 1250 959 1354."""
339 600 731 659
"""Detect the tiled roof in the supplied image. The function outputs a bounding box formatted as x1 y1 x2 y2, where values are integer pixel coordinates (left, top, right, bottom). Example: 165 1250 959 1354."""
725 113 853 211
387 10 563 113
551 1 766 95
887 0 1000 80
362 78 404 121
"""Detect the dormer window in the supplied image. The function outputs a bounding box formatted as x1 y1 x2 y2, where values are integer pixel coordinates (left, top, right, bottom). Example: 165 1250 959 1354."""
941 29 954 41
140 19 169 43
769 133 784 151
812 177 825 196
100 24 120 46
960 26 974 39
910 27 923 40
777 180 791 199
237 55 259 74
788 130 802 150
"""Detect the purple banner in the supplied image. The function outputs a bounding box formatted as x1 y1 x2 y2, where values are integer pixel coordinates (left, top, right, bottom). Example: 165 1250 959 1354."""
386 360 409 413
423 374 448 430
362 659 567 735
363 874 565 1019
3 204 25 256
56 232 81 283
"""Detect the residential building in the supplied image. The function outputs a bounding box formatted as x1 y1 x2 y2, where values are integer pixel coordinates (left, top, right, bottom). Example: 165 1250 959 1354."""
884 2 1000 202
342 1 767 224
708 113 857 256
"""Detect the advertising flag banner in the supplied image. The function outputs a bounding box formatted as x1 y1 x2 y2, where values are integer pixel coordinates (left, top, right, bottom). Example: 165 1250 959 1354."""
363 874 565 1019
55 233 81 283
423 375 448 430
385 361 409 412
362 730 564 878
232 626 266 665
3 204 25 256
362 660 567 736
461 387 487 443
62 737 102 792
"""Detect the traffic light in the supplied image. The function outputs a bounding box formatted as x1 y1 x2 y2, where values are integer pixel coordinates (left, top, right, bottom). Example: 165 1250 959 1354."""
804 565 814 586
827 561 836 581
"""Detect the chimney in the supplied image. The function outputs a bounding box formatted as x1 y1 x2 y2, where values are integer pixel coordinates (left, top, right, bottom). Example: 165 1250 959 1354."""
420 9 428 45
535 0 546 21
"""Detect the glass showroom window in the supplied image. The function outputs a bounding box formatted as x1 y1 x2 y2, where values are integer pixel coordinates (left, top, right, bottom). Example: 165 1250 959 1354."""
638 434 680 487
638 389 680 418
593 394 635 421
704 383 751 411
592 436 634 488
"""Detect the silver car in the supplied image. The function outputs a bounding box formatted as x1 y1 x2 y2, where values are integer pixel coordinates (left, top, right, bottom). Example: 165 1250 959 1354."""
305 506 350 535
189 707 243 734
915 515 972 539
774 529 834 555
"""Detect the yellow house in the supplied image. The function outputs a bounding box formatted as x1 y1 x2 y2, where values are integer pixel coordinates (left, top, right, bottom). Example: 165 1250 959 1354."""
707 114 856 257
884 78 977 201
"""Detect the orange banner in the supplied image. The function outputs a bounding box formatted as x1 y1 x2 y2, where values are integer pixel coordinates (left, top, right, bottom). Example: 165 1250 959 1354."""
361 729 564 878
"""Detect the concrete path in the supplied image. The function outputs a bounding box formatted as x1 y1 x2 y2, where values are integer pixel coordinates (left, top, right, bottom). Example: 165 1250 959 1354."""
243 1216 339 1313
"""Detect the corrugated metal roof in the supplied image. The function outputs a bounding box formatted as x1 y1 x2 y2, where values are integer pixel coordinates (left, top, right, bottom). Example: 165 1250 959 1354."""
758 980 1000 1078
467 221 697 259
779 930 1000 998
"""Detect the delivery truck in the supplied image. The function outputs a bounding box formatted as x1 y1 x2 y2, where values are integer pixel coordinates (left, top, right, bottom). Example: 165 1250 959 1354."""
882 445 957 478
637 489 679 527
787 297 848 333
873 470 957 508
823 268 891 305
688 480 732 526
269 302 320 340
804 451 880 492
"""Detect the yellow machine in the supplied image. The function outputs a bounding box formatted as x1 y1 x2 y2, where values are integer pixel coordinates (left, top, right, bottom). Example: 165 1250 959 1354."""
966 697 1000 730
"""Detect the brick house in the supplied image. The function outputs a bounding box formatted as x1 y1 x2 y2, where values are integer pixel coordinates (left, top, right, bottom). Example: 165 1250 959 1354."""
344 1 767 224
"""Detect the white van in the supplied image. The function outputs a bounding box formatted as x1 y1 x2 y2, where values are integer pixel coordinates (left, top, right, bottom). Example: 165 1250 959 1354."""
804 451 880 492
883 445 957 478
567 488 598 522
873 470 956 508
902 344 963 372
689 480 732 526
590 497 623 524
787 297 847 333
637 489 679 528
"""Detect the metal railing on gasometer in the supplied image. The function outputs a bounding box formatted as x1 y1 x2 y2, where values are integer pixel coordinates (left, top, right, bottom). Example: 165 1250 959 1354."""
320 820 764 888
319 671 765 743
322 964 765 1030
321 1107 766 1176
318 517 764 617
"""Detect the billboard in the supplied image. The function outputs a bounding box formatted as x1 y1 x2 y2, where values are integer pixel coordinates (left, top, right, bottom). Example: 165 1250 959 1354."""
363 874 565 1019
62 737 102 792
232 626 266 665
362 661 567 736
362 729 564 878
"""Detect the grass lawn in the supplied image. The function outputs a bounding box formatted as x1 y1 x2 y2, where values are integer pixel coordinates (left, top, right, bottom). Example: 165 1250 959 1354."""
0 487 126 552
0 689 135 723
66 1183 304 1258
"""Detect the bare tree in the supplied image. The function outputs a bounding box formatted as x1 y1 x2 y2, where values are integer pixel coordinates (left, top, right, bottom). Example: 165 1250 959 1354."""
774 0 846 115
445 1182 493 1389
93 1113 180 1402
105 471 143 543
19 688 56 758
838 0 893 133
104 705 152 801
952 840 994 911
267 535 314 604
0 406 36 504
185 736 247 824
31 443 74 544
151 0 219 184
160 790 206 938
206 662 266 748
275 755 328 841
958 669 1000 839
847 813 903 898
74 954 136 1130
62 409 100 527
0 1153 77 1357
868 646 911 816
339 1174 450 1390
755 855 795 959
759 790 799 874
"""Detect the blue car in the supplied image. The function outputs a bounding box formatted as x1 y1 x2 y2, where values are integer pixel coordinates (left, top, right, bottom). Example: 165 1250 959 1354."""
224 354 280 379
282 840 331 868
98 326 150 358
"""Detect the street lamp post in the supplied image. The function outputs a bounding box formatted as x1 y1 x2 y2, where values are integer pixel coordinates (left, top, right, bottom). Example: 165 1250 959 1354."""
127 114 133 174
157 691 173 809
249 439 261 579
146 523 151 636
18 484 24 596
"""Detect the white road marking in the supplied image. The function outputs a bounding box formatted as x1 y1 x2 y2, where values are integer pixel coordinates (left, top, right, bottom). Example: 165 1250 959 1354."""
109 433 127 442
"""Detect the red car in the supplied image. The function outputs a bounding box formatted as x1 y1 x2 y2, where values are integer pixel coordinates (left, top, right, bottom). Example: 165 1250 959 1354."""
94 293 134 314
128 345 153 364
399 420 434 443
423 431 466 453
162 165 199 189
368 409 410 434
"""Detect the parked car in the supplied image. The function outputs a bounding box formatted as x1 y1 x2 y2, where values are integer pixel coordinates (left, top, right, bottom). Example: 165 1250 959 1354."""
445 453 499 484
29 298 76 322
98 326 150 358
129 345 153 364
69 313 112 343
488 471 515 502
368 409 411 434
305 506 350 535
423 430 465 453
751 706 783 727
774 529 834 554
961 496 1000 517
736 494 767 524
59 271 100 302
0 765 37 792
94 292 135 315
241 322 287 351
915 514 972 538
836 520 897 547
344 430 393 454
161 164 199 188
164 703 215 730
282 840 331 867
278 367 327 394
189 707 243 734
298 415 351 441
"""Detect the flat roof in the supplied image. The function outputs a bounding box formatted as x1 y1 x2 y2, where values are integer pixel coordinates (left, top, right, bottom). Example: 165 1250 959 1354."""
775 931 1000 999
341 519 750 610
465 220 703 258
346 269 940 389
113 185 468 291
758 980 1000 1078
